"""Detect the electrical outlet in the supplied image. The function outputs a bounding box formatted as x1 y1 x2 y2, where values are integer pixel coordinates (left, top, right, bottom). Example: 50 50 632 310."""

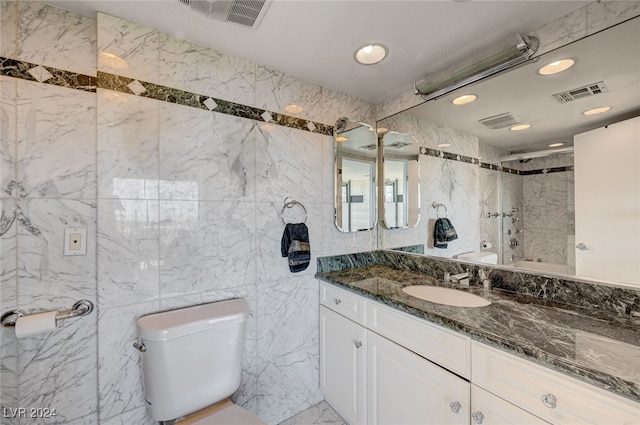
64 227 87 256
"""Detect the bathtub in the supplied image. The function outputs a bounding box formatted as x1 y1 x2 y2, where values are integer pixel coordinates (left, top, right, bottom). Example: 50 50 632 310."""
513 260 568 274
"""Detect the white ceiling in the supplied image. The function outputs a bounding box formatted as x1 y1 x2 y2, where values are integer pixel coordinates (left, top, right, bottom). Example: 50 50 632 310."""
43 0 589 105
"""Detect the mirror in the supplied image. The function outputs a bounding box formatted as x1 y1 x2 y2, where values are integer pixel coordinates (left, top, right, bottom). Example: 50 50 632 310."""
376 16 640 285
381 131 420 229
334 118 377 232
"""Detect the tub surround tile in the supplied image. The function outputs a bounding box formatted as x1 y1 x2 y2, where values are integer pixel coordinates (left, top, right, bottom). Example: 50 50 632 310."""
316 256 640 402
0 57 97 92
1 1 18 59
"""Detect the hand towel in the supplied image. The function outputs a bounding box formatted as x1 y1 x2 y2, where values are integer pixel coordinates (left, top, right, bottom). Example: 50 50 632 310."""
434 217 458 249
281 223 311 272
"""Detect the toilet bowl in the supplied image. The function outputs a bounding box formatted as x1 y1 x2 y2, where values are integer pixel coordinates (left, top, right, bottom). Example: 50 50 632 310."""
135 299 265 425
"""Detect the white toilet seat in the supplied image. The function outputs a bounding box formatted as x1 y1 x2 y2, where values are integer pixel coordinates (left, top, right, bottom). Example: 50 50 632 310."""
178 400 266 425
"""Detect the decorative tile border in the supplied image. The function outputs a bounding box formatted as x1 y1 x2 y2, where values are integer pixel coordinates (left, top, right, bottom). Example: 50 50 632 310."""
0 56 333 136
420 146 573 176
0 56 96 91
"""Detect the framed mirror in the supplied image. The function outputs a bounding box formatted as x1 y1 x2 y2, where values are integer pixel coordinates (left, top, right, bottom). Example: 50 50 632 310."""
375 16 640 286
381 131 420 229
333 118 377 232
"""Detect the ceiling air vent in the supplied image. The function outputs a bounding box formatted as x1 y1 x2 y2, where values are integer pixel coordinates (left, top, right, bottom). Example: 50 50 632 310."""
553 81 608 103
479 112 522 130
178 0 272 29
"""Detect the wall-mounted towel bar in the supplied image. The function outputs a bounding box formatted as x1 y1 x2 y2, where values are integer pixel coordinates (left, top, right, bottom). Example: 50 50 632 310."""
432 201 448 218
280 197 307 225
1 299 94 328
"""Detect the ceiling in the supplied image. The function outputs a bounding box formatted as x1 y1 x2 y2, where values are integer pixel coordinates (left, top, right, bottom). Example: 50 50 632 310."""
43 0 589 105
393 16 640 152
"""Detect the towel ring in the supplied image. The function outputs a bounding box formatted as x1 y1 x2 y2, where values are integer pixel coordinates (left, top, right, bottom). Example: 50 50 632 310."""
280 197 308 225
432 201 448 218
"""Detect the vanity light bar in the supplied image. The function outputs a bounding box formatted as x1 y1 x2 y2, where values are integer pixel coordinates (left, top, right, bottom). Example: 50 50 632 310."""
415 34 539 102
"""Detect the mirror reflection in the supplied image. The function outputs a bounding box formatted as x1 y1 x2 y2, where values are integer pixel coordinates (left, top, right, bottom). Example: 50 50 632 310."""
381 132 420 229
334 118 377 232
376 16 640 286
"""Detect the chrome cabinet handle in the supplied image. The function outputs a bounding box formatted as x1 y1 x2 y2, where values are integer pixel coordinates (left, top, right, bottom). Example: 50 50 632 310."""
334 298 341 305
449 401 462 414
133 341 146 352
354 341 362 349
541 393 557 409
471 411 485 424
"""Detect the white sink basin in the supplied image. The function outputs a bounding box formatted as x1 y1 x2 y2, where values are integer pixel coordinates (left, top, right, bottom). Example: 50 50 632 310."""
402 285 491 307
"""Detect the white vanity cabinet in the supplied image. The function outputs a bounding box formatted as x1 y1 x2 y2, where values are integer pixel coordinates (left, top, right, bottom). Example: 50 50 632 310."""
319 282 640 425
472 342 640 425
471 385 552 425
367 330 469 425
320 305 367 425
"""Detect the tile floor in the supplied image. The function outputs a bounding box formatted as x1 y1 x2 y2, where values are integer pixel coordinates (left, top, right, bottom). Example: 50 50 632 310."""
279 401 347 425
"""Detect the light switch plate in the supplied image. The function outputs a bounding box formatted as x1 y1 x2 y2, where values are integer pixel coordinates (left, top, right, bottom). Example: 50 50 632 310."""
63 227 87 256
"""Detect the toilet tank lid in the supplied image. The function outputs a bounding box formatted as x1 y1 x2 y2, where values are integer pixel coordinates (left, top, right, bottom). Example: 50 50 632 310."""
137 298 249 341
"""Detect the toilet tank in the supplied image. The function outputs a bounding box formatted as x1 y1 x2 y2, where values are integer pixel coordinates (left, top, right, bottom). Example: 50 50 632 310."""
136 299 249 422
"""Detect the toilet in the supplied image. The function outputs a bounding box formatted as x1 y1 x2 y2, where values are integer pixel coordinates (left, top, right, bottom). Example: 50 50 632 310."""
135 299 265 425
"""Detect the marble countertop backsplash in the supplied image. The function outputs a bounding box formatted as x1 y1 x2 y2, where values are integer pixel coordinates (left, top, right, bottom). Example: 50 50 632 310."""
316 250 640 403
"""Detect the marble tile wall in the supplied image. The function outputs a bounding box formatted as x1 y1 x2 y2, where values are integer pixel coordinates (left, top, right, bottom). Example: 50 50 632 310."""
0 2 376 424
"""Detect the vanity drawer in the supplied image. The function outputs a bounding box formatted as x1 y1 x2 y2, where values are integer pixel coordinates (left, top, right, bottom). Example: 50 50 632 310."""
367 300 470 378
471 341 640 425
320 282 367 325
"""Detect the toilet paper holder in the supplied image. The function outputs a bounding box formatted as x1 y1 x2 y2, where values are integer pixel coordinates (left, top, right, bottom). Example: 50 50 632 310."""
1 299 94 328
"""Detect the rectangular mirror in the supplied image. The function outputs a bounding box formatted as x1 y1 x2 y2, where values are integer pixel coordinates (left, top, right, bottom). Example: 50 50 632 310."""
334 118 377 232
375 16 640 286
380 131 420 229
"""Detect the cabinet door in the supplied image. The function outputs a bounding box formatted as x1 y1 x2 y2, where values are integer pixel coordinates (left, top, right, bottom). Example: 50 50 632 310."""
367 331 469 425
320 306 366 425
471 385 550 425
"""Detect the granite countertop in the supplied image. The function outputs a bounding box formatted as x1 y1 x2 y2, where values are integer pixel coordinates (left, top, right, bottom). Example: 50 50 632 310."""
317 264 640 403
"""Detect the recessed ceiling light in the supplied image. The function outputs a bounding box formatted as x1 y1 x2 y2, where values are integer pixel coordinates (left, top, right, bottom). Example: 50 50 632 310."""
437 143 451 148
285 104 304 114
354 44 388 65
582 106 611 116
538 59 575 76
452 94 477 105
510 124 531 131
335 136 348 142
548 142 564 148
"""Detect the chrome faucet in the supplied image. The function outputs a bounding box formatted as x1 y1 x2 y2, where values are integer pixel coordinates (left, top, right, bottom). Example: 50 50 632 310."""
445 271 470 288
